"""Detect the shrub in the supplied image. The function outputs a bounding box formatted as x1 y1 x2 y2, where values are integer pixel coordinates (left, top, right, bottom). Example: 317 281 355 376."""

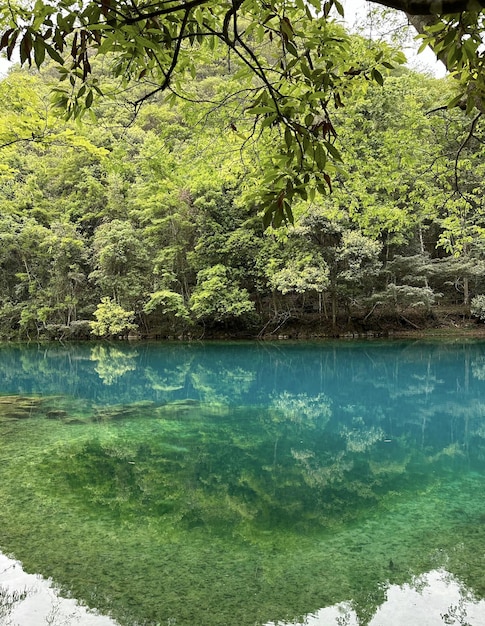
471 295 485 321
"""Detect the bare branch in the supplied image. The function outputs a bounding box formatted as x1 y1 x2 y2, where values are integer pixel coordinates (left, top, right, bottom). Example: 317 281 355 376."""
454 111 482 191
122 0 211 24
133 7 191 107
0 134 44 150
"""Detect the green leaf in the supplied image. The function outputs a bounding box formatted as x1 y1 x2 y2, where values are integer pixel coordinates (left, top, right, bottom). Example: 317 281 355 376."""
300 60 312 79
284 202 294 224
315 143 326 168
33 37 46 68
45 44 65 64
417 39 430 55
307 0 322 10
263 208 273 230
280 18 294 42
334 0 344 16
284 127 293 149
260 113 279 129
286 40 298 57
425 20 447 33
19 31 33 65
324 141 342 162
447 93 464 109
85 89 94 108
272 205 284 228
308 91 329 101
371 68 384 86
305 113 314 126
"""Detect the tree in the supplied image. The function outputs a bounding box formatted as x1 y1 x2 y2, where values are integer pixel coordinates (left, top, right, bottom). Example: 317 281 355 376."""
2 29 485 337
89 219 153 310
269 255 329 301
38 221 90 326
3 1 485 224
190 264 255 326
471 294 485 321
0 4 483 119
326 71 445 251
0 1 407 224
90 296 137 338
285 210 382 325
143 289 190 335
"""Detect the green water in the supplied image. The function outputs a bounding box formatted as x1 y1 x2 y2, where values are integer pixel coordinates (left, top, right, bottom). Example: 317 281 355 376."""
1 340 485 625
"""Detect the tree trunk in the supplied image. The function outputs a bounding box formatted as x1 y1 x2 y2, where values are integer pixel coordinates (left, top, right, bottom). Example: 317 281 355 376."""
418 226 429 289
332 293 337 329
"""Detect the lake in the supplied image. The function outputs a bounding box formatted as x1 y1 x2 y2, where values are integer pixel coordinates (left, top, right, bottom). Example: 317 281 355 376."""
1 339 485 626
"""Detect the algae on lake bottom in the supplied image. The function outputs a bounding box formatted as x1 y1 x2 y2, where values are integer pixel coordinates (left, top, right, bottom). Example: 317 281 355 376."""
1 341 485 625
0 392 485 626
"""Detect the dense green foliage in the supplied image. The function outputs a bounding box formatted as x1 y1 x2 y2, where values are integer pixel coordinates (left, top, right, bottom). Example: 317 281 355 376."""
2 38 485 339
2 0 485 225
0 0 409 225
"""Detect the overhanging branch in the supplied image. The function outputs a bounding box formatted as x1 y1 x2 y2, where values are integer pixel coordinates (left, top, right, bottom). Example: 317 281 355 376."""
123 0 211 24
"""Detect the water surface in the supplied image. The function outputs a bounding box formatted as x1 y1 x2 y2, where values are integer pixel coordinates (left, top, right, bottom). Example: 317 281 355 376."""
1 340 485 625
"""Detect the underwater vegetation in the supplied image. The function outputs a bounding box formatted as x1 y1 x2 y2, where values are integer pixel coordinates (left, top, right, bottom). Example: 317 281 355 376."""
1 341 485 625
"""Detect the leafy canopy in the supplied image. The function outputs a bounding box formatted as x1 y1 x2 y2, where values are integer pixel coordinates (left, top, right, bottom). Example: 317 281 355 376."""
90 297 137 337
2 0 485 224
0 0 406 225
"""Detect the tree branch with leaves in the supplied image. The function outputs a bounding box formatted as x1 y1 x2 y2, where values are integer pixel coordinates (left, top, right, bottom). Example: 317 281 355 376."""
1 0 484 224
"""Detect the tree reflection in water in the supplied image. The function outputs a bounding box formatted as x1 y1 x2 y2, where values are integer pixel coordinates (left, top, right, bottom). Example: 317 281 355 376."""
0 341 485 625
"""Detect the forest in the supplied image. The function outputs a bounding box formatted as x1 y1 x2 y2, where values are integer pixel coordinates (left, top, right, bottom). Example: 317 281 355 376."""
2 8 485 340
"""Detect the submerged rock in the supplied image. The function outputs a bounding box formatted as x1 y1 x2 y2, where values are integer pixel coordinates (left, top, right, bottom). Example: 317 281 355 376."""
46 410 69 419
93 400 156 422
156 399 201 417
0 395 44 420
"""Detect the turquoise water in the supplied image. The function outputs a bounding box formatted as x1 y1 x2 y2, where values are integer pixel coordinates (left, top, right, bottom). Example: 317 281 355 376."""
1 340 485 625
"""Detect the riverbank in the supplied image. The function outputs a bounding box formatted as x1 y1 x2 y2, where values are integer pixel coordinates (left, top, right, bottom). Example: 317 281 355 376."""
2 305 484 343
197 305 485 341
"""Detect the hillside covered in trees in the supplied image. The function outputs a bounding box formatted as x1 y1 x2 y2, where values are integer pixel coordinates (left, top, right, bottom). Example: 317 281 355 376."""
2 25 485 340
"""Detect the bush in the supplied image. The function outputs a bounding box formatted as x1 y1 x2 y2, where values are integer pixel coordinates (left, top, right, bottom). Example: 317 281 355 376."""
43 321 92 340
67 320 93 339
471 295 485 321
